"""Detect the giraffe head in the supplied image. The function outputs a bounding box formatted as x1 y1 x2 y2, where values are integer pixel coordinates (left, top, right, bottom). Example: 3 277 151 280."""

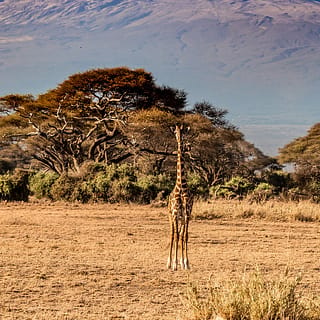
173 124 191 153
174 124 183 143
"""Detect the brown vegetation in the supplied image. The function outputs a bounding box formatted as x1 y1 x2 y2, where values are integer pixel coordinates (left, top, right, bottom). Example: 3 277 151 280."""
0 200 319 319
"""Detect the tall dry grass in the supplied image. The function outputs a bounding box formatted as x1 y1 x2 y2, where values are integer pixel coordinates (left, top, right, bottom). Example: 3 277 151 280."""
193 199 320 222
183 269 320 320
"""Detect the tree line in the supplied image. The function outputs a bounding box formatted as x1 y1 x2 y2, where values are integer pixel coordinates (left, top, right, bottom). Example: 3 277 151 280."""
0 67 318 202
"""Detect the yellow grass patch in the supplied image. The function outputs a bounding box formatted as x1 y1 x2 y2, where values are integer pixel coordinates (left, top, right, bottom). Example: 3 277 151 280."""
193 199 320 222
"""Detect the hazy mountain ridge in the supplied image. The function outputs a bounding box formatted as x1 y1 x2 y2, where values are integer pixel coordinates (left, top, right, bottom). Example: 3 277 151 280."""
0 0 320 155
1 0 320 29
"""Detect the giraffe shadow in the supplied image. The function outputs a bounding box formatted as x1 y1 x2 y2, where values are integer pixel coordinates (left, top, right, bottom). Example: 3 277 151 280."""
198 239 227 245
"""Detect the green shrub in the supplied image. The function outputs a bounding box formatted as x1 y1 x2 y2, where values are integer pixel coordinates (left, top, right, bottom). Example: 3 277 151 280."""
136 173 173 203
82 163 139 202
29 171 59 199
50 174 80 201
69 180 92 203
27 163 183 203
83 171 113 201
209 185 223 199
0 173 13 200
187 172 208 197
115 163 137 181
135 175 158 203
248 182 275 203
110 176 141 202
210 177 255 199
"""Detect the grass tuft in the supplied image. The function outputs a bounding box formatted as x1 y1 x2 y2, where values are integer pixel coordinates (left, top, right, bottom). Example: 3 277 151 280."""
294 212 318 223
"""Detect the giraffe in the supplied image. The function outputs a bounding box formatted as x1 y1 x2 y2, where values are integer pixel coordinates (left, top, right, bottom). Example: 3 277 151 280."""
167 124 194 271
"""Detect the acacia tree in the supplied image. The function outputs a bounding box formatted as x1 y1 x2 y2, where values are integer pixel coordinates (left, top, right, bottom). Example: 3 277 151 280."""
279 123 320 190
128 105 271 185
0 67 188 174
188 101 273 185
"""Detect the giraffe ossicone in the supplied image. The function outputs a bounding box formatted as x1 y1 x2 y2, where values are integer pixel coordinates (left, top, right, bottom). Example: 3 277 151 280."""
167 124 193 271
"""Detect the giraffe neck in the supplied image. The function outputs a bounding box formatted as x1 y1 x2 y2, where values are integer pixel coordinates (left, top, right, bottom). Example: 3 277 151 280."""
176 139 187 189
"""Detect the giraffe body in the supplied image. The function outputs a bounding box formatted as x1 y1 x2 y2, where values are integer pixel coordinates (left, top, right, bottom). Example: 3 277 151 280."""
167 125 193 271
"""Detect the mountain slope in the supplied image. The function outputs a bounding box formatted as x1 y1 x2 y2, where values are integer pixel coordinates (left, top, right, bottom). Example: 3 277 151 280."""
2 0 320 27
0 0 320 154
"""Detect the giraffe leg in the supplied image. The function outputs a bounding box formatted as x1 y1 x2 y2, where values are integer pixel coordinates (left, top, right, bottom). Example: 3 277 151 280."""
172 218 179 271
167 219 174 269
182 217 190 270
179 224 185 268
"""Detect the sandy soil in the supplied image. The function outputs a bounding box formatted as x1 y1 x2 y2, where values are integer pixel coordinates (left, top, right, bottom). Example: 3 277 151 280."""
0 202 319 319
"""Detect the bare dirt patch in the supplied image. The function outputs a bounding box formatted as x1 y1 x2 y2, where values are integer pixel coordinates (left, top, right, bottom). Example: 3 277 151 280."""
0 202 319 319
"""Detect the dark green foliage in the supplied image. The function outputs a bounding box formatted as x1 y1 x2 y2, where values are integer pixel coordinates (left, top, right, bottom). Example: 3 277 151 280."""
154 86 188 114
0 159 15 174
208 167 296 201
192 101 234 129
261 169 292 193
0 170 29 201
0 175 15 200
26 165 297 203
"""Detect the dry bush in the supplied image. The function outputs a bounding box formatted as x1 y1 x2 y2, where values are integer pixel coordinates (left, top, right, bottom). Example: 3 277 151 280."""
183 270 320 320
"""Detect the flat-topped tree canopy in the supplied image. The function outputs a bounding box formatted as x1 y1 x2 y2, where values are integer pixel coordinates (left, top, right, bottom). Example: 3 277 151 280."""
50 67 156 115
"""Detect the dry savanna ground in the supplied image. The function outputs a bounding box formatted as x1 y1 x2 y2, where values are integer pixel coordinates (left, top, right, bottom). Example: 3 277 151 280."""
0 200 319 319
